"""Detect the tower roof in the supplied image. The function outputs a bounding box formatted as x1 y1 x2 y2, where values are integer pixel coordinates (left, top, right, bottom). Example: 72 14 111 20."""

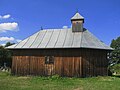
71 12 84 20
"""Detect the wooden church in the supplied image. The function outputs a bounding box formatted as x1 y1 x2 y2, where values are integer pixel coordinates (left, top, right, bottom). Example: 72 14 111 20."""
8 12 113 77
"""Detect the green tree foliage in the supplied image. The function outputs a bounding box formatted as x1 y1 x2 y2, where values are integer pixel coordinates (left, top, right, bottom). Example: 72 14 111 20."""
0 42 14 67
110 64 120 74
109 36 120 75
110 36 120 64
5 42 15 47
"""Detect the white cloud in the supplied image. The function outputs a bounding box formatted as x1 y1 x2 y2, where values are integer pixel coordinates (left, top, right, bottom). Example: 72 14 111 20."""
16 39 22 42
0 22 19 32
63 26 68 29
3 14 11 19
0 37 15 41
1 43 6 46
0 36 21 43
0 14 11 19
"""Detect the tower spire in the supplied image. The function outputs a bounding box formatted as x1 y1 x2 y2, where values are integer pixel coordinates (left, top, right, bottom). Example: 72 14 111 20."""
76 9 79 13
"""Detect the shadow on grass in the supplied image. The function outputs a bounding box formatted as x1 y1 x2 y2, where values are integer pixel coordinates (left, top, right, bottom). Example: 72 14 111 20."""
112 75 120 78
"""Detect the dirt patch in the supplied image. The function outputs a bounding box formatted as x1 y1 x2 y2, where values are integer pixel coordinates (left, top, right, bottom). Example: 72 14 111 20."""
74 87 83 90
17 76 30 79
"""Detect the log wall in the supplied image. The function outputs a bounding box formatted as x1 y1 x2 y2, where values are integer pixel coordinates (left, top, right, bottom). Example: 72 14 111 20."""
11 48 108 77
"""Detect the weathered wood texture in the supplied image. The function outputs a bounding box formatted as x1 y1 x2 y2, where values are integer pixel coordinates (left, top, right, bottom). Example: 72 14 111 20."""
11 48 108 77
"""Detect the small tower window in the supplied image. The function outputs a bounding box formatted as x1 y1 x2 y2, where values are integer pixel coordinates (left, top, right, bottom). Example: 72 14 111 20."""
45 56 54 64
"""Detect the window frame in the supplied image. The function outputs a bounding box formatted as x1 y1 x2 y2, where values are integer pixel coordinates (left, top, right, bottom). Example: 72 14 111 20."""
45 56 54 64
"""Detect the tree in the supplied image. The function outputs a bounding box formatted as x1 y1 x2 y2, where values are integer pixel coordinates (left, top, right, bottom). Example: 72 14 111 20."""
110 36 120 64
5 42 15 47
0 42 14 68
107 36 120 75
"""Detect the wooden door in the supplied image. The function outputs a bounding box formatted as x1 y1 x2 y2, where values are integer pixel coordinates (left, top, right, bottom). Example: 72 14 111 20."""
44 56 55 76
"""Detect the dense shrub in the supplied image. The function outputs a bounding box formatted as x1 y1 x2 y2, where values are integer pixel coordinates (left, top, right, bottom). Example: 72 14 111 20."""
0 45 12 68
110 64 120 75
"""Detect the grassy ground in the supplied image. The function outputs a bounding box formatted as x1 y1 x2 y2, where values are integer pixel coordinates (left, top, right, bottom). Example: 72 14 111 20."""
0 72 120 90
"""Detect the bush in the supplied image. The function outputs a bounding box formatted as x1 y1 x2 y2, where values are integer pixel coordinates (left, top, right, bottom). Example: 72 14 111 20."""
0 46 12 68
110 64 120 75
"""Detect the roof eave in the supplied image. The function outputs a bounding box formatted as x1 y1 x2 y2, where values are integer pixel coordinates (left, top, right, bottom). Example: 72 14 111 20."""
7 47 113 51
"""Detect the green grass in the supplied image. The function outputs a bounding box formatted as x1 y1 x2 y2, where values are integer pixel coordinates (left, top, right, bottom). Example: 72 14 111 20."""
0 72 120 90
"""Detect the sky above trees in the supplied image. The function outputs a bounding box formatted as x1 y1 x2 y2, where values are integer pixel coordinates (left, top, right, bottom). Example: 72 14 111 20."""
0 0 120 46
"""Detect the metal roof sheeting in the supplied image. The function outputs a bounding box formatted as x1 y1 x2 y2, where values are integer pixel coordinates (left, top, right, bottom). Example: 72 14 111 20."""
7 28 113 50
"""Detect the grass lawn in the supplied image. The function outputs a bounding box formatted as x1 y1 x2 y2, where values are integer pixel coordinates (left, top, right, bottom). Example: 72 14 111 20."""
0 72 120 90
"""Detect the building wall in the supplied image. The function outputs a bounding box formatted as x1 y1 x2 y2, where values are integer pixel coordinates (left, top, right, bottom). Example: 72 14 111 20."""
11 48 108 77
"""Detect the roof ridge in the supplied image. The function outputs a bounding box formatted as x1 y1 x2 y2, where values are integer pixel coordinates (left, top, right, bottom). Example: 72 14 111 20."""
54 29 62 47
21 37 30 48
87 31 107 49
62 29 69 47
45 29 54 48
80 31 84 47
71 32 75 47
29 31 40 48
37 30 48 48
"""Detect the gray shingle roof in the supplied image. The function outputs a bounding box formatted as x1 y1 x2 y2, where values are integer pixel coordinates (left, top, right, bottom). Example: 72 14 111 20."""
7 28 113 50
71 12 84 20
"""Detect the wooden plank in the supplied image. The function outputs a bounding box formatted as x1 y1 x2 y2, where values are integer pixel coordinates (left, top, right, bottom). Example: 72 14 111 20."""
12 56 15 75
55 57 58 75
68 57 71 77
72 57 74 77
63 57 67 76
74 57 79 77
79 57 82 77
11 49 108 77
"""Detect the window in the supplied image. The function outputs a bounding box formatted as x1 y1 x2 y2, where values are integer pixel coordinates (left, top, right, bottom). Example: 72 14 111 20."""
45 56 54 64
72 22 83 32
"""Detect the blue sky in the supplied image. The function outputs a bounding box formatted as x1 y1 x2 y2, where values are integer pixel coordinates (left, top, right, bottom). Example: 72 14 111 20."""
0 0 120 46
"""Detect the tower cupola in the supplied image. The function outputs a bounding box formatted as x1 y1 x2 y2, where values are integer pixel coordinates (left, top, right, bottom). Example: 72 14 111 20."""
71 12 84 32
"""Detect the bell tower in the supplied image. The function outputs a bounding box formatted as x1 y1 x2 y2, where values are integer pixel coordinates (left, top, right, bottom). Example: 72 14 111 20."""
71 12 84 32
